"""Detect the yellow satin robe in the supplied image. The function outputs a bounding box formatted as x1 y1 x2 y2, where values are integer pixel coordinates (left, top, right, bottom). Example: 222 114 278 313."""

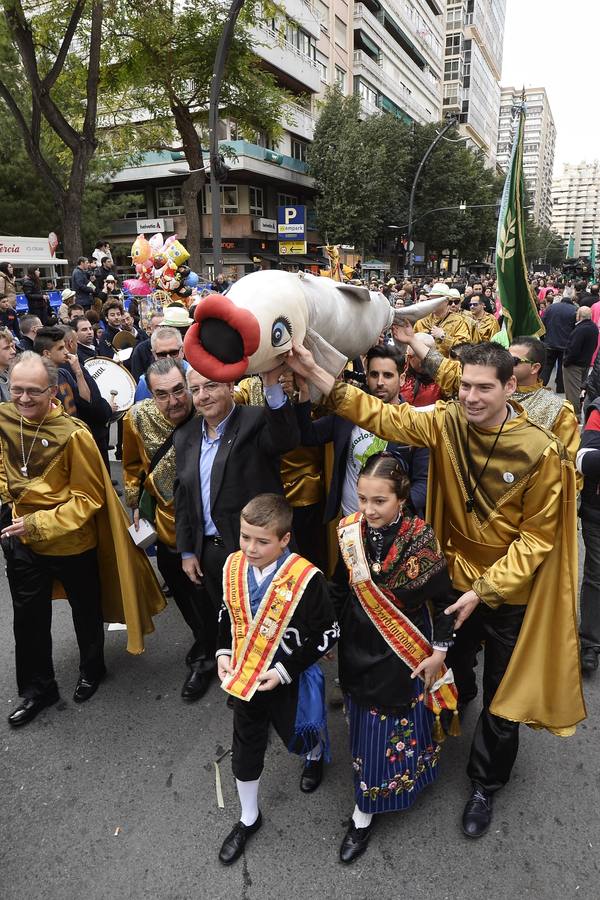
414 310 474 356
0 401 166 653
324 381 584 733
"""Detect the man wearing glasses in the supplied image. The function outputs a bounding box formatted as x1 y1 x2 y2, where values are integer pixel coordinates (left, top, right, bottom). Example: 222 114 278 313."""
133 327 190 402
414 283 473 356
122 357 211 701
0 352 165 727
467 294 500 343
174 366 300 681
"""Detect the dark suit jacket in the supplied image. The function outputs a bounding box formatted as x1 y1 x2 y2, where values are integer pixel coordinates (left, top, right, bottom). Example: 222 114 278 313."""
173 401 300 557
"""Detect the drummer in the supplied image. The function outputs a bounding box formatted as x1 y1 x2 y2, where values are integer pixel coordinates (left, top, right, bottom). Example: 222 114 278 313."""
98 299 125 357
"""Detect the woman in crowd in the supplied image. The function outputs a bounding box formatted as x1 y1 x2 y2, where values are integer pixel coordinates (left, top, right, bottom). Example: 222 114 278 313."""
0 262 17 308
22 266 53 324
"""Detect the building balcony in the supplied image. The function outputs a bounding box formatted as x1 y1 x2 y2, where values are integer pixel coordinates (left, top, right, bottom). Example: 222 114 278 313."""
353 50 431 124
284 101 316 141
253 23 321 93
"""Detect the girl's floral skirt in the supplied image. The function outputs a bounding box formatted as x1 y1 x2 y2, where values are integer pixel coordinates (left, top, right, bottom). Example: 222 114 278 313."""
346 685 441 815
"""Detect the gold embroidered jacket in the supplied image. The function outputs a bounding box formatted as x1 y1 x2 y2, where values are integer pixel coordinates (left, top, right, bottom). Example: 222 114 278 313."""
122 399 178 547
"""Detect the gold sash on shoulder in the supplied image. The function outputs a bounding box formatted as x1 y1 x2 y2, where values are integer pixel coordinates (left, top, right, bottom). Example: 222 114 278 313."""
221 551 318 701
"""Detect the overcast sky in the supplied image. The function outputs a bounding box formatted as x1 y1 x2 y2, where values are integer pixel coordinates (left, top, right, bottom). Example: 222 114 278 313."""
501 0 597 175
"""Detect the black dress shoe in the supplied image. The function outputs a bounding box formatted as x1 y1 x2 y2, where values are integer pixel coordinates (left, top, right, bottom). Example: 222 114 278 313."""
218 812 263 865
300 756 323 793
462 787 493 838
581 647 599 673
339 819 374 864
181 669 211 701
8 689 59 727
73 673 105 704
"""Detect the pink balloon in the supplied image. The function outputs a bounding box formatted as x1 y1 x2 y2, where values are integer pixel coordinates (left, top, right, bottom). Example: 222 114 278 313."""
123 278 152 296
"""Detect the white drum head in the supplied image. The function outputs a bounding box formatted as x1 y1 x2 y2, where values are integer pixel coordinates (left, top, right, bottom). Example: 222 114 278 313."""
83 356 137 420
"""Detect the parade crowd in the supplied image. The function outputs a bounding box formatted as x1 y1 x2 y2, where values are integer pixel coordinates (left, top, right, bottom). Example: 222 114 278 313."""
0 251 597 867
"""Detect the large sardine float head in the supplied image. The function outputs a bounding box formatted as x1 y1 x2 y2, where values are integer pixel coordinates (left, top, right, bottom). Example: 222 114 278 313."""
184 270 309 380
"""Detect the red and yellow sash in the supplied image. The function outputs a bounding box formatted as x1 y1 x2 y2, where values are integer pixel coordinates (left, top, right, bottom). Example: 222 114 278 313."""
338 513 457 715
221 551 318 701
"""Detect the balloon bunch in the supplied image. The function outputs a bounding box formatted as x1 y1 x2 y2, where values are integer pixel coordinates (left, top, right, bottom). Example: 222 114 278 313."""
122 233 200 301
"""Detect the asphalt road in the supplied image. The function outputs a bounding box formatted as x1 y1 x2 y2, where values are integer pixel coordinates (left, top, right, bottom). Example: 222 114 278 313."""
1 513 599 899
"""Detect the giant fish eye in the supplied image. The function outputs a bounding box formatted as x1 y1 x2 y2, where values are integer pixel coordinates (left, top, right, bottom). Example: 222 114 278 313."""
271 317 292 347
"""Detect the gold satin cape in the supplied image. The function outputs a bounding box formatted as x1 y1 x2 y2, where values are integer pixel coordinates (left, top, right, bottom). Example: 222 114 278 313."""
0 401 166 654
414 310 473 356
325 381 585 734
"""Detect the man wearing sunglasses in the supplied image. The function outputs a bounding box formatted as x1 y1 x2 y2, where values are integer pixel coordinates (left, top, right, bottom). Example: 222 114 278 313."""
467 294 500 343
133 327 190 402
414 283 473 356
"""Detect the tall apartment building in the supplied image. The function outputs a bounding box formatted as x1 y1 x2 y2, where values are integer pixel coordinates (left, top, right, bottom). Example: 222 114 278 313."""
552 161 600 258
106 1 446 276
442 0 505 165
348 0 445 124
496 87 556 228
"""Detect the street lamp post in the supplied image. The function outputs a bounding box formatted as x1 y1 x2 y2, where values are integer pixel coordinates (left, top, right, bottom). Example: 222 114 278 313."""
208 0 245 278
406 115 457 277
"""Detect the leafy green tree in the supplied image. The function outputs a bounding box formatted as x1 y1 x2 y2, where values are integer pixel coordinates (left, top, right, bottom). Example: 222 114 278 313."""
308 89 412 252
111 0 292 269
525 220 566 269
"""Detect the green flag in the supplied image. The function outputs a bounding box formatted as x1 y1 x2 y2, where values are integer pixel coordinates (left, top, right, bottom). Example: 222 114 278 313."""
590 238 597 284
567 233 575 258
496 103 544 340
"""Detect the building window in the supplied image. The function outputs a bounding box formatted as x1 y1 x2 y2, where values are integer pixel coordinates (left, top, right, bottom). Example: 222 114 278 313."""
111 190 147 219
278 193 298 208
204 185 240 214
291 138 309 163
357 79 378 107
249 186 264 216
334 15 347 49
445 33 462 55
335 66 346 91
221 185 239 213
156 186 184 216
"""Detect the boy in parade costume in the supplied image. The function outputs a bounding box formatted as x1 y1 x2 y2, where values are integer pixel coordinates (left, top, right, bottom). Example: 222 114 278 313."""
216 494 338 865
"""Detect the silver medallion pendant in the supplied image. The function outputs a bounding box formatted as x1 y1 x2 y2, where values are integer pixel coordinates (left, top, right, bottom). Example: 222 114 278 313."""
20 466 28 477
371 562 382 574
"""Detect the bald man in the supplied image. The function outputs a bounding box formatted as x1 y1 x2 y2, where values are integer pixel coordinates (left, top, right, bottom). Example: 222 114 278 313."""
563 306 598 414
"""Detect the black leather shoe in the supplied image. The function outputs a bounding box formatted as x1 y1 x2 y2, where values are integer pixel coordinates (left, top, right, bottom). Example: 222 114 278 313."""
218 812 263 865
73 673 105 704
8 689 59 727
300 756 323 793
339 820 374 864
581 648 599 673
181 669 211 701
462 787 493 838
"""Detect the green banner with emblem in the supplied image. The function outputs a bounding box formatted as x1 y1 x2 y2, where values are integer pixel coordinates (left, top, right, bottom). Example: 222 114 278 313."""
496 103 544 340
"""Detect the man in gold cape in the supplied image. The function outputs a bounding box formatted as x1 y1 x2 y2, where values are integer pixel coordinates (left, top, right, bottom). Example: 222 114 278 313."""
0 352 165 728
413 282 473 356
404 328 580 467
286 339 584 840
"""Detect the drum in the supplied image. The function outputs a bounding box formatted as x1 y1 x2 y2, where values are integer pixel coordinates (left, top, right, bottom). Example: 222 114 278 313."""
83 356 137 422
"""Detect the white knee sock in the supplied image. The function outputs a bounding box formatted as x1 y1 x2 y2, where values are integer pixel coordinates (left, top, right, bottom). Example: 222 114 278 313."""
306 740 322 762
352 805 373 829
236 778 260 827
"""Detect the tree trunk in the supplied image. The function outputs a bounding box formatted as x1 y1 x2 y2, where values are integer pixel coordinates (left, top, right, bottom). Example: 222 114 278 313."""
181 170 205 273
60 191 84 264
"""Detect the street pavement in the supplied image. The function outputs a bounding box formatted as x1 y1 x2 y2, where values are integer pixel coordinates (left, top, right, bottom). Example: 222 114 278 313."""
1 520 599 899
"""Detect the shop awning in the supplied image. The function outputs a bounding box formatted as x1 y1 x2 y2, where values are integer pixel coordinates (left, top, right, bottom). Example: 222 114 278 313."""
362 258 390 270
280 255 327 267
10 257 69 266
255 252 280 262
221 254 254 266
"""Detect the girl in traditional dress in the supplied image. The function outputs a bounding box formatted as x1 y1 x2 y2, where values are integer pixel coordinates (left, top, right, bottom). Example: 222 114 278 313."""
335 452 455 863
